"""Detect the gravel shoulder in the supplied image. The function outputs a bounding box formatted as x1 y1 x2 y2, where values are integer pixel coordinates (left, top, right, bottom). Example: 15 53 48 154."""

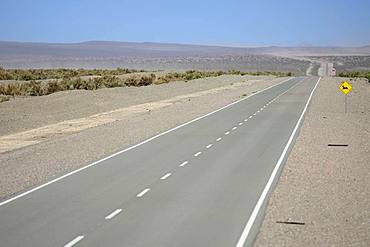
254 77 370 246
0 75 286 200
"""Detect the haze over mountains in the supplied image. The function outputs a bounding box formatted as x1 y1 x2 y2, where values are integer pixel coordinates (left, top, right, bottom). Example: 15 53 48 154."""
1 41 370 57
0 41 369 72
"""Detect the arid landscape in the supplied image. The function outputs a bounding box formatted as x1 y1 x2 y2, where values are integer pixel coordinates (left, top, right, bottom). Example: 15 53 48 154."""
1 1 369 246
1 41 370 76
0 42 369 201
0 41 312 73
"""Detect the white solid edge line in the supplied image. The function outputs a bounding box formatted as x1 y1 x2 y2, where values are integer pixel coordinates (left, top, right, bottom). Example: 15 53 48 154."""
0 77 295 207
235 77 320 247
137 188 150 197
64 235 84 247
105 209 122 220
179 161 188 167
160 173 172 180
194 151 202 157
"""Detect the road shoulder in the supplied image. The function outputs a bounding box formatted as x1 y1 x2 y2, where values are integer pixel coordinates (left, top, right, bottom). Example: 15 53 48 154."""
254 77 370 246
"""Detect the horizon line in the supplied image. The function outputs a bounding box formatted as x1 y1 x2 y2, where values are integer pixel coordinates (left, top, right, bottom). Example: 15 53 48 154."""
0 40 369 49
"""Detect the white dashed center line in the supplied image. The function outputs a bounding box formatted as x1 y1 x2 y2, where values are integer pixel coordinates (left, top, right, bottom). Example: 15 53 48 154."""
105 209 122 220
244 119 248 122
137 188 150 197
216 137 222 142
253 113 257 116
232 127 237 130
225 131 230 135
239 122 243 125
179 161 188 167
64 235 84 247
160 173 172 180
206 144 213 149
194 151 202 157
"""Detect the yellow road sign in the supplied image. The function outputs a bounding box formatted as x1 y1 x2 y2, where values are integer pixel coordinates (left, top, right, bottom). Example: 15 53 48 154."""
339 81 352 95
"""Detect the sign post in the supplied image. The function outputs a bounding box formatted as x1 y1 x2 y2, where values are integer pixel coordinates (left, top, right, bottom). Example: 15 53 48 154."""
339 81 352 113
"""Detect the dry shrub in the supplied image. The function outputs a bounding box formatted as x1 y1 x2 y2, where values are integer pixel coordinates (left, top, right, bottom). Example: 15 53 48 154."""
0 67 141 81
0 69 292 103
0 95 10 102
124 74 156 87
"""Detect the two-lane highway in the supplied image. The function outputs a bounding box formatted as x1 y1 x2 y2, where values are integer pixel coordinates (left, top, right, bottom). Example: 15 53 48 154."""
0 76 320 247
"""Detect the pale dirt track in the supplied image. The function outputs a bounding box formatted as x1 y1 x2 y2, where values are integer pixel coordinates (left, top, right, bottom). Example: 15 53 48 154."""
254 77 370 246
0 79 266 153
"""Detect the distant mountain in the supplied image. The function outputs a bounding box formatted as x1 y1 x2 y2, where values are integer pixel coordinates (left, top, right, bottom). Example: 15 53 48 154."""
1 41 369 60
0 41 369 70
0 41 255 59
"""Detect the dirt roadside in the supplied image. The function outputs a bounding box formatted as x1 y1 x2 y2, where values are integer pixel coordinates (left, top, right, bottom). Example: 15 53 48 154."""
254 77 370 246
0 75 286 200
0 74 274 136
0 78 276 153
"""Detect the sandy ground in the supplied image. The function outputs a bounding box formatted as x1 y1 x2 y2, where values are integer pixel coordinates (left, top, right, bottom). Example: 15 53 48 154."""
254 77 370 246
0 74 272 136
0 78 270 153
0 75 286 200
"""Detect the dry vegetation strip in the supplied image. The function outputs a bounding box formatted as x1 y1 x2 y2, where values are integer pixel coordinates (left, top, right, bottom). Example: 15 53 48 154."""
0 67 142 81
338 71 370 81
0 69 292 101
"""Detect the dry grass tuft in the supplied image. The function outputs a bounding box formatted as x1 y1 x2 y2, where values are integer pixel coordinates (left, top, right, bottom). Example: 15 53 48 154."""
0 69 293 101
0 95 10 102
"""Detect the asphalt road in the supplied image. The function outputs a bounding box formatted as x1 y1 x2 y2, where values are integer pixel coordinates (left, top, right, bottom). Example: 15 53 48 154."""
0 76 319 247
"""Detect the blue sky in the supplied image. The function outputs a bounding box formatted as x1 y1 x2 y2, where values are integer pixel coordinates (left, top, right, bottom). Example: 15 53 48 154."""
1 0 370 46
